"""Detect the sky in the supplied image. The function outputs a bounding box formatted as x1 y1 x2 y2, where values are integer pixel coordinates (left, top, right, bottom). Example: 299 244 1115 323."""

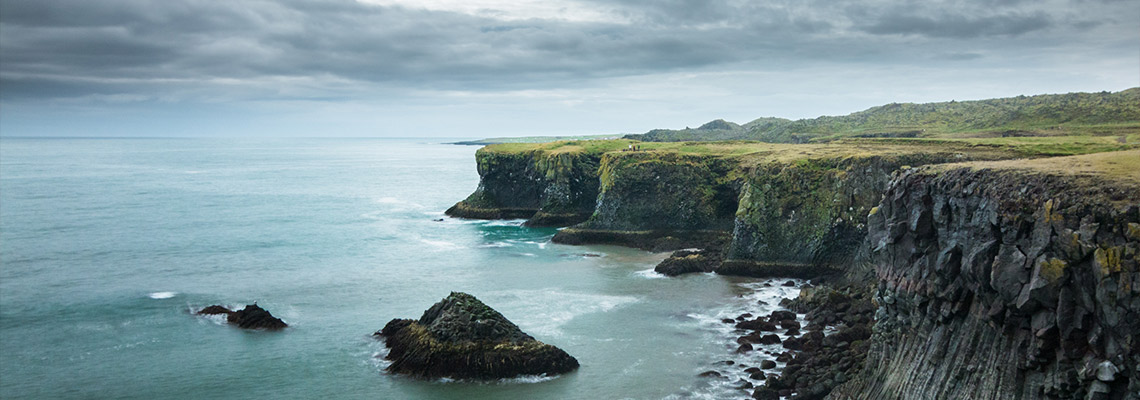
0 0 1137 138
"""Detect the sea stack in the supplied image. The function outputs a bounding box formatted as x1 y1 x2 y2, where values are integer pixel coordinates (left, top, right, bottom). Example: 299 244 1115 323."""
197 304 288 330
375 292 579 379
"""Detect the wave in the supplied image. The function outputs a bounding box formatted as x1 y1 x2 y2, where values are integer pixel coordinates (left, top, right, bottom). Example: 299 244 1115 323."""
681 278 808 399
484 289 639 338
148 291 177 299
633 268 667 279
481 219 527 227
419 238 462 250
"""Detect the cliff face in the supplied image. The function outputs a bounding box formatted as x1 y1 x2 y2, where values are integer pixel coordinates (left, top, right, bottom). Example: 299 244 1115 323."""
720 151 1019 278
453 140 1023 260
831 152 1140 400
550 151 740 250
445 148 601 226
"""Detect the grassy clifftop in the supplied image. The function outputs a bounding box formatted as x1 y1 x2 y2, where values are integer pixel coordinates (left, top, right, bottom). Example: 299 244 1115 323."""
479 134 1136 162
929 149 1140 188
625 88 1140 143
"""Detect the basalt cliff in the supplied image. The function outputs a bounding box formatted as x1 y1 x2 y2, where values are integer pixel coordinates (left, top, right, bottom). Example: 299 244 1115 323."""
449 138 1139 399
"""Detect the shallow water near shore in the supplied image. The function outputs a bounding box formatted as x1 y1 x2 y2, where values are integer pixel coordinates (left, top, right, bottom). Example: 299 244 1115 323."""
1 138 798 399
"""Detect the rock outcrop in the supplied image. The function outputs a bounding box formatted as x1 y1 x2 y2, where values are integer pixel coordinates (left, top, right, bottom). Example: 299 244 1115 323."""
455 140 1023 274
552 151 740 250
375 292 579 379
445 145 602 226
829 150 1140 400
655 248 725 276
197 304 288 330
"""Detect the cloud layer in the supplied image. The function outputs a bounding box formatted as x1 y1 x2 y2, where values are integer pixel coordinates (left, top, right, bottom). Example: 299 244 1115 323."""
1 0 1136 136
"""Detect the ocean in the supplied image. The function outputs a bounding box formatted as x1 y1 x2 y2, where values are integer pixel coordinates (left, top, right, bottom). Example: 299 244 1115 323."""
0 138 801 399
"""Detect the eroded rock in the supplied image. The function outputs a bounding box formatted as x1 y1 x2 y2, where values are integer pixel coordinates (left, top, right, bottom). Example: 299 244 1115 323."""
374 292 579 379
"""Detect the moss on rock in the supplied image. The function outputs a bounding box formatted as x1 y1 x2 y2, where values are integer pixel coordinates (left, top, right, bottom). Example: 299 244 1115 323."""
375 292 579 380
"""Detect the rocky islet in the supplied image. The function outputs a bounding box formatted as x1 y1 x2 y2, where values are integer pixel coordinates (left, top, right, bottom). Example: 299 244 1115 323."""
374 292 580 380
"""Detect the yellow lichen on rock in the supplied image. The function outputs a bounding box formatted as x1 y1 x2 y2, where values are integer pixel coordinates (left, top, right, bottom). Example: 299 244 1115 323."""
1038 258 1067 283
1094 247 1123 278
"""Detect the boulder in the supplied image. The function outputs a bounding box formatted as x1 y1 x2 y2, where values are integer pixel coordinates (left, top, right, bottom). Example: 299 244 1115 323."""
197 304 287 330
654 249 724 276
375 292 579 379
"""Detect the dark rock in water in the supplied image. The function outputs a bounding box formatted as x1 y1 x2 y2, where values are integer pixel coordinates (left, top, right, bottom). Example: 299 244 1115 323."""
736 318 778 331
757 334 781 345
721 318 736 324
769 310 796 322
197 305 232 315
748 371 766 380
197 304 287 330
375 292 579 379
698 370 723 378
229 304 288 330
654 248 724 276
752 387 779 400
734 378 754 389
782 280 796 287
736 343 754 353
781 337 803 351
760 360 777 369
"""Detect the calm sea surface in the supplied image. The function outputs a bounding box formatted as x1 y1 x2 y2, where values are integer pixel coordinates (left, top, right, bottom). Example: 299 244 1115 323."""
0 138 798 399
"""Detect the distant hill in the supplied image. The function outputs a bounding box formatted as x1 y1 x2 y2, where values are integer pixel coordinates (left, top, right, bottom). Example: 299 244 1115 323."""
625 88 1140 143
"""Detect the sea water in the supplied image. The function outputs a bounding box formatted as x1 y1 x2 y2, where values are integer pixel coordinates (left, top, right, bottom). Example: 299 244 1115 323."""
0 138 799 399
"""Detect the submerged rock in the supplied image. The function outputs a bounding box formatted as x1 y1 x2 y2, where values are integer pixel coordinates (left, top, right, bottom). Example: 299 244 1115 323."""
196 304 287 330
375 292 579 379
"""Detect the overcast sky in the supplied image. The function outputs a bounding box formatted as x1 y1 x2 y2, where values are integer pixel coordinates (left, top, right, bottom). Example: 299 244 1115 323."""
1 0 1137 137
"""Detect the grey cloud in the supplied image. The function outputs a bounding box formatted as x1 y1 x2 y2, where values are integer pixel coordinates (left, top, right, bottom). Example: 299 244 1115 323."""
860 11 1052 38
0 0 1135 103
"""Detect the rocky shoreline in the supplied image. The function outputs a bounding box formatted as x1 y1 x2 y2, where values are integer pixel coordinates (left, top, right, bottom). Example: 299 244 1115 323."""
449 142 1139 399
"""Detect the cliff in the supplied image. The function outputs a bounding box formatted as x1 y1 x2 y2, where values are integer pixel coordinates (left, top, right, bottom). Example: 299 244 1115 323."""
449 138 1140 399
445 141 628 226
829 150 1140 400
551 149 741 250
720 146 1017 278
451 139 1051 269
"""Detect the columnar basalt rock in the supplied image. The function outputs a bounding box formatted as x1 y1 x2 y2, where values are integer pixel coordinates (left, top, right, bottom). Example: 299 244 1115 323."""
375 292 579 380
830 151 1140 400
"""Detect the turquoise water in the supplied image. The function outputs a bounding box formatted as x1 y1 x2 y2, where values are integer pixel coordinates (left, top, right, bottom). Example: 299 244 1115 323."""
0 138 797 399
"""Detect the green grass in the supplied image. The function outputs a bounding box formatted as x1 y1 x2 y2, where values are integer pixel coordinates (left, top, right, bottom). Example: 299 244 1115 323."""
627 88 1140 143
930 149 1140 185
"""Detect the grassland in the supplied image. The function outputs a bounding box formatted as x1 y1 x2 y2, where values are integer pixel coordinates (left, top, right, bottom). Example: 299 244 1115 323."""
478 134 1138 164
626 88 1140 143
930 149 1140 186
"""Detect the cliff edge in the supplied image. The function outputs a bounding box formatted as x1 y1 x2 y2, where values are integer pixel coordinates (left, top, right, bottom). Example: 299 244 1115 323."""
830 150 1140 399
